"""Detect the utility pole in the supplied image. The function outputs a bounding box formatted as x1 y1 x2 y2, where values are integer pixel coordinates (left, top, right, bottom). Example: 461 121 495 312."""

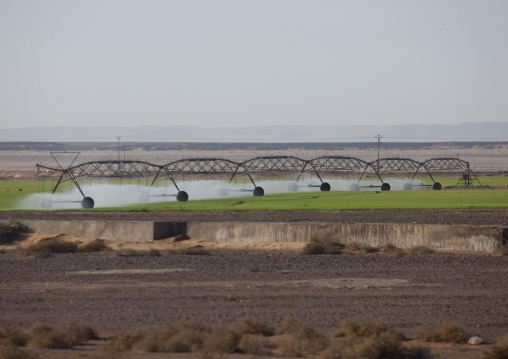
116 136 121 161
375 135 382 173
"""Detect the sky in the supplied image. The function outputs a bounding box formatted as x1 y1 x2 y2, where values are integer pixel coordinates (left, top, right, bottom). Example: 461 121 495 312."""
1 0 508 130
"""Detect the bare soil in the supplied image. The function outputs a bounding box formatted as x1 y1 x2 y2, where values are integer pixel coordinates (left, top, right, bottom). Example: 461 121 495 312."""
1 213 508 359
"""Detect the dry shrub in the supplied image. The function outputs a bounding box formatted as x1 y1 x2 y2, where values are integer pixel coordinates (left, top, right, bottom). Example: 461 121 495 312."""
79 239 111 253
323 318 425 359
405 246 434 255
380 244 406 257
0 324 28 347
0 221 26 245
0 346 39 359
438 320 470 343
322 331 403 359
104 330 145 352
230 317 274 337
202 323 240 353
301 242 327 255
482 335 508 359
237 334 276 356
17 238 78 258
414 321 469 343
276 316 329 357
27 321 97 349
302 236 342 255
343 242 378 254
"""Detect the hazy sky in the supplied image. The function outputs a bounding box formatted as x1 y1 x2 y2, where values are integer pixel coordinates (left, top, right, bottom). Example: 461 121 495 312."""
1 1 507 129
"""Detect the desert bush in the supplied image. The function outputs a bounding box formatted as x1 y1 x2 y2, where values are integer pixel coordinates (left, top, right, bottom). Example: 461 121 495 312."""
104 330 145 352
0 221 26 245
324 318 426 359
17 238 78 258
230 317 274 337
482 335 508 359
0 346 39 359
277 316 329 357
237 334 276 356
202 323 240 353
0 324 28 347
27 321 97 349
322 331 404 359
343 242 378 254
79 239 111 253
301 242 327 255
380 244 406 257
405 246 434 255
414 320 469 343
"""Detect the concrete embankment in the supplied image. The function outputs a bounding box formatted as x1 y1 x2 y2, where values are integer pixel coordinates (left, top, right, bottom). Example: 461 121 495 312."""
3 219 506 254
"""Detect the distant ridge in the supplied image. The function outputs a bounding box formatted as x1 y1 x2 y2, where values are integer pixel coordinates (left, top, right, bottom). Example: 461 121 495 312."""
0 122 506 142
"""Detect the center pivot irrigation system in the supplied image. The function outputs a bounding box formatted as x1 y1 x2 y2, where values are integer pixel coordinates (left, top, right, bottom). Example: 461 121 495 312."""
36 153 481 209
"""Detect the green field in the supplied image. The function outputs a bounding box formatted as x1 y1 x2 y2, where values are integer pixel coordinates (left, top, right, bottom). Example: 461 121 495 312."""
1 176 507 211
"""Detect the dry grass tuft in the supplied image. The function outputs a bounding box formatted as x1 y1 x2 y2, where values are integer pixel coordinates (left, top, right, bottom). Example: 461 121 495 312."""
17 238 78 258
380 244 407 257
0 221 26 245
202 323 240 353
79 239 111 253
236 334 276 356
0 324 28 347
405 246 434 255
230 317 274 337
277 316 329 357
343 242 378 254
482 335 508 359
414 320 469 344
27 321 97 349
301 235 342 255
324 318 425 359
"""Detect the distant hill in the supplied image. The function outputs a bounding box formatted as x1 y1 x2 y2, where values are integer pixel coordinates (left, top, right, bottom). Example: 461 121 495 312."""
0 122 506 142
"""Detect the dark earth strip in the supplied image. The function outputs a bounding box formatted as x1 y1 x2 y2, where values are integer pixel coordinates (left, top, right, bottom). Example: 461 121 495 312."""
1 208 508 225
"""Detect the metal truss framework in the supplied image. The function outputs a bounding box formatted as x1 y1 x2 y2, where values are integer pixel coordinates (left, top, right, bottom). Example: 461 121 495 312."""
36 155 479 207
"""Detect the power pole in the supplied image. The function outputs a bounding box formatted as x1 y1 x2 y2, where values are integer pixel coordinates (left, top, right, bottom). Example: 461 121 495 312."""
375 135 382 173
116 136 121 161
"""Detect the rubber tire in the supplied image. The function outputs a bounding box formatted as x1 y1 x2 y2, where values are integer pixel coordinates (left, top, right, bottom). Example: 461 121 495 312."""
81 197 94 209
40 197 52 209
432 182 442 191
287 182 298 192
218 187 229 197
138 191 150 202
381 183 391 191
320 182 331 192
253 186 264 197
350 183 360 191
403 183 412 191
177 191 189 202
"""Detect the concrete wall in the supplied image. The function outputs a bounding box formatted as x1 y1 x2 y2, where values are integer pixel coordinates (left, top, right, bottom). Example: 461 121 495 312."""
2 219 505 253
186 222 506 254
